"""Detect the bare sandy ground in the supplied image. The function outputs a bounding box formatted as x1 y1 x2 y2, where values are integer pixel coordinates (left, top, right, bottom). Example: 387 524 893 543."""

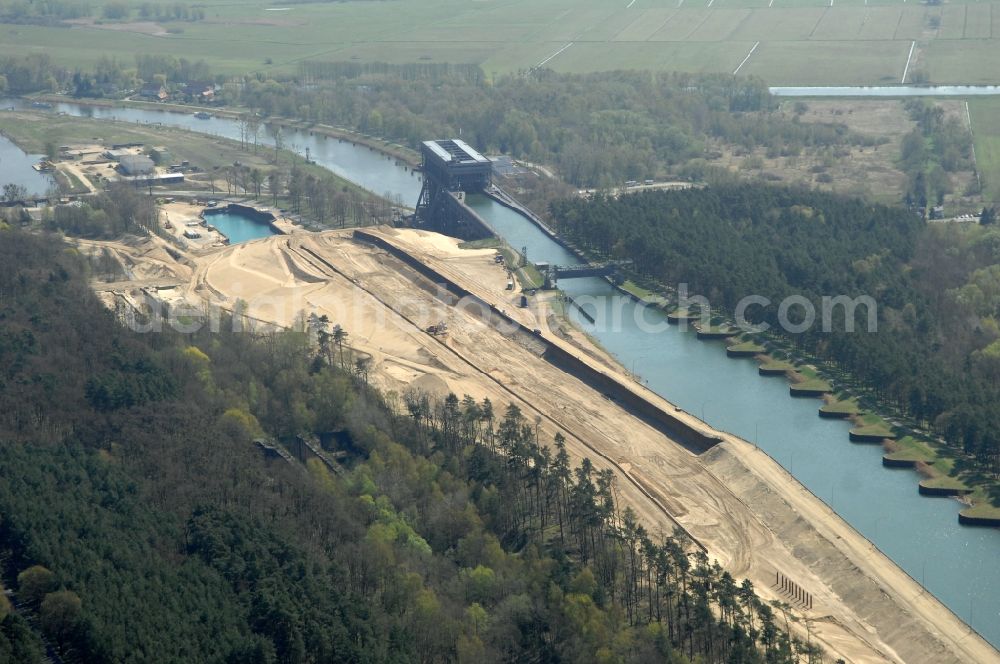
159 201 227 248
77 234 192 285
94 228 999 664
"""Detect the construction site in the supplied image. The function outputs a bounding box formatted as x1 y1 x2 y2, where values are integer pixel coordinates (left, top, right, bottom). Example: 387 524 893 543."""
81 224 1000 664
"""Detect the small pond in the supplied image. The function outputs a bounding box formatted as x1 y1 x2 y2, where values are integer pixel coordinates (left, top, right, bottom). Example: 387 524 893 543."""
203 208 278 244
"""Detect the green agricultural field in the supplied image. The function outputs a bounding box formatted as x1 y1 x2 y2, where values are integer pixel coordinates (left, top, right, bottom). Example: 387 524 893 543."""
854 7 902 40
925 40 1000 84
936 5 966 40
646 9 713 41
3 0 1000 85
810 8 867 41
730 7 826 41
613 9 679 41
968 97 1000 203
684 9 751 41
741 40 910 85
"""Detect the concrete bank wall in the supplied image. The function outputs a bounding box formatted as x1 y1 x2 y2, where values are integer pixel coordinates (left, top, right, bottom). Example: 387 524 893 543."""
958 511 1000 527
917 481 972 497
485 186 607 270
541 347 721 454
449 192 497 240
486 187 572 245
353 228 721 455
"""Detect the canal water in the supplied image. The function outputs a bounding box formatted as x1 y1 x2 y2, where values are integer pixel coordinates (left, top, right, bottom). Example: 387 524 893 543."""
0 134 54 196
4 99 998 648
1 98 422 202
204 210 277 244
469 177 1000 651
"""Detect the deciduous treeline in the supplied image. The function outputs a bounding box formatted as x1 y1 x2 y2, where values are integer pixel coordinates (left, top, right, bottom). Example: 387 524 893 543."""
42 184 159 238
551 185 1000 477
899 99 974 211
228 64 878 188
0 0 88 25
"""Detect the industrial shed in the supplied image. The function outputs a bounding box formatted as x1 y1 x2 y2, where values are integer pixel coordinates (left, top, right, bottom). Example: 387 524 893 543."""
119 155 155 176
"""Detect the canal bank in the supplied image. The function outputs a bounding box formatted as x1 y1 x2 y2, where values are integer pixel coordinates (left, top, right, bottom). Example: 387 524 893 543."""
468 173 1000 651
4 97 998 650
355 227 722 455
1 98 425 204
349 226 998 664
28 93 422 169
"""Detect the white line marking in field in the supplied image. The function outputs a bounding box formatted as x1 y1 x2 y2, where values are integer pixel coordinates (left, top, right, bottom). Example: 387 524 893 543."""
537 42 574 68
901 40 916 83
966 101 982 193
733 40 760 75
627 0 637 7
707 0 714 7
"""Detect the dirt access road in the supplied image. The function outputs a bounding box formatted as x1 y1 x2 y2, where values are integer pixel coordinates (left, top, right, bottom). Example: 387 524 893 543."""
101 227 999 664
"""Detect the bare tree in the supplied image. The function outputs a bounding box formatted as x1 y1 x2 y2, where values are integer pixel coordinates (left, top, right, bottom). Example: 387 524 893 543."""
273 125 284 164
268 171 283 207
250 168 263 199
2 183 29 203
246 113 261 153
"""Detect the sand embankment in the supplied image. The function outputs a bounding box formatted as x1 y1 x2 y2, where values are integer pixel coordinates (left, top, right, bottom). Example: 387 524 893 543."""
360 227 999 664
92 227 999 664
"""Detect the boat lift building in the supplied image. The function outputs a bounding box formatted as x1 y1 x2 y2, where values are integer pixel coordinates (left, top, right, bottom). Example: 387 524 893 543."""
414 139 493 238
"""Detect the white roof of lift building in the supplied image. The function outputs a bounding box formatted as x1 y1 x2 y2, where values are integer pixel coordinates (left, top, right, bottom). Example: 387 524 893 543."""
423 139 490 165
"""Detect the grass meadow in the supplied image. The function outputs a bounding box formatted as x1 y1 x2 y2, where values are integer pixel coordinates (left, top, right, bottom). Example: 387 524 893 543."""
1 0 1000 85
8 0 1000 210
968 98 1000 203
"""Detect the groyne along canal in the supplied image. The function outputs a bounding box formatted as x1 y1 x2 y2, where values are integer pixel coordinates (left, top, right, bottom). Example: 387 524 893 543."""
3 99 998 647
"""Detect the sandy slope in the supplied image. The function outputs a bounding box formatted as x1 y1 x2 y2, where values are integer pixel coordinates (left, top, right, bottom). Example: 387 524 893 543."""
100 228 999 664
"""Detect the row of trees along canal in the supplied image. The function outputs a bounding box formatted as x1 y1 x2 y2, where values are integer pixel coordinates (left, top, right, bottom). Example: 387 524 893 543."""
0 229 820 663
550 184 1000 481
1 54 884 190
215 158 401 229
191 104 404 226
5 55 985 217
